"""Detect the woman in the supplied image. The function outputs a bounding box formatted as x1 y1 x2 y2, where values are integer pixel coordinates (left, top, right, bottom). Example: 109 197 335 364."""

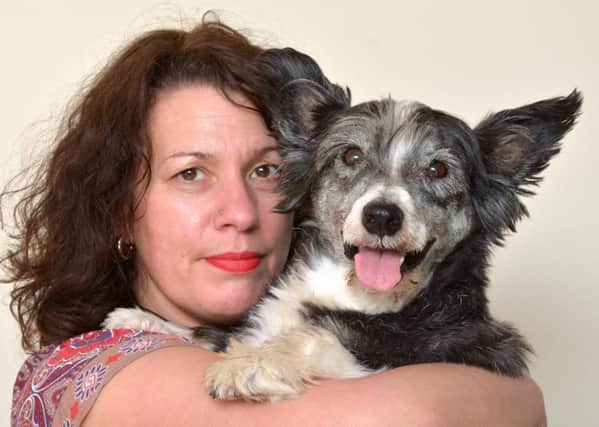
4 17 546 426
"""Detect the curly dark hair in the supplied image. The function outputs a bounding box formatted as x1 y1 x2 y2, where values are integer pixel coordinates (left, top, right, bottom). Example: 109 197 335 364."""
1 16 269 352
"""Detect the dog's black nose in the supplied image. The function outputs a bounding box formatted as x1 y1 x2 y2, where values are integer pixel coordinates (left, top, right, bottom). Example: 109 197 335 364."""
362 202 403 237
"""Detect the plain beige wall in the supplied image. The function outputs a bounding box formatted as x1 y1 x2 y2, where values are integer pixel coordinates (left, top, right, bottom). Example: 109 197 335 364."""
2 1 597 425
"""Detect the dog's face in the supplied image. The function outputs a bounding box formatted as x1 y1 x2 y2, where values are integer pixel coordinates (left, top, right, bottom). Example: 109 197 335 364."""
310 100 476 295
259 48 581 306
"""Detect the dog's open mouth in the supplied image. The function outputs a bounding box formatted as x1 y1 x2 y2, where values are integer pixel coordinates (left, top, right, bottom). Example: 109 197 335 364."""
343 240 435 291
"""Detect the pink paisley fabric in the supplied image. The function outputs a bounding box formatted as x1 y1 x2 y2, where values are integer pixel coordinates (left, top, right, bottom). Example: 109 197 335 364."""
11 329 194 427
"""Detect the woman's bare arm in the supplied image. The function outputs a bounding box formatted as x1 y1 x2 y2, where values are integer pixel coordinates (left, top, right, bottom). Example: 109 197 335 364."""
82 346 546 427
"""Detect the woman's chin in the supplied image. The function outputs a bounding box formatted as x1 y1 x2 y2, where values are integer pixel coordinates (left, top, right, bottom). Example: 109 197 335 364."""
200 287 264 324
201 307 251 326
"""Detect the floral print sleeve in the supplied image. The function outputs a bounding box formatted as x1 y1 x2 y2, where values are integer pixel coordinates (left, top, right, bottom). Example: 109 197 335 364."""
11 329 195 427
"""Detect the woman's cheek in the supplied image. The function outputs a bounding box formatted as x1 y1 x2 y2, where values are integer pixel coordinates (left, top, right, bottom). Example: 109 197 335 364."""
162 193 210 238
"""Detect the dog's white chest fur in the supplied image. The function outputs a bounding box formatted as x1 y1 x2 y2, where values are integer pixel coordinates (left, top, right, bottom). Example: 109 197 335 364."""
239 253 413 347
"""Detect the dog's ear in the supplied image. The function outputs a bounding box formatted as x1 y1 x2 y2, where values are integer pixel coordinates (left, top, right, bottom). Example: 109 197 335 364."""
472 90 582 243
257 47 351 137
257 48 351 212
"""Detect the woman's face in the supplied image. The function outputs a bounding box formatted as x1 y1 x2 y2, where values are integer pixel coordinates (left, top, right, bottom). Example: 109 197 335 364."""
132 85 293 327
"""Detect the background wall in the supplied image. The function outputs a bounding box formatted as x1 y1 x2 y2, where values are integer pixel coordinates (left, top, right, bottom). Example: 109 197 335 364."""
1 1 597 425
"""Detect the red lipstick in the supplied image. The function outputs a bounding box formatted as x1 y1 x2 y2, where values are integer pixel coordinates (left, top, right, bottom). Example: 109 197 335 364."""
205 252 262 273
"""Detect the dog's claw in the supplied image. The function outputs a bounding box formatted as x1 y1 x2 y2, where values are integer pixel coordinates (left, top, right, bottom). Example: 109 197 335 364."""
203 355 305 402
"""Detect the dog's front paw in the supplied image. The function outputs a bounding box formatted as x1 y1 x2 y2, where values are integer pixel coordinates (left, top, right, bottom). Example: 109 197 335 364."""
204 340 307 402
102 307 150 330
102 307 194 339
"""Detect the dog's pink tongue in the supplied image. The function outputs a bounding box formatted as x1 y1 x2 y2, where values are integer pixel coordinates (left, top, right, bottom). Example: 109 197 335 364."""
354 248 403 291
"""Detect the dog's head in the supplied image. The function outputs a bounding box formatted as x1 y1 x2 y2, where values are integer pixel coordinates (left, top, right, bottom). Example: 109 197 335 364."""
259 48 582 303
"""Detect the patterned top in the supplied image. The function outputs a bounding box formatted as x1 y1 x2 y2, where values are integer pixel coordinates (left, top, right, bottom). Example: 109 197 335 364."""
11 329 195 427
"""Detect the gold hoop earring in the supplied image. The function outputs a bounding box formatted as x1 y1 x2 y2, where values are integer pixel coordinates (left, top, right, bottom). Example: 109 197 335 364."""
116 238 135 260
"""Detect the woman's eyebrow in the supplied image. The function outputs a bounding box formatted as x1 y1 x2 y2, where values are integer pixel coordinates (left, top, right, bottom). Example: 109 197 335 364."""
161 151 213 166
161 144 279 167
253 145 279 158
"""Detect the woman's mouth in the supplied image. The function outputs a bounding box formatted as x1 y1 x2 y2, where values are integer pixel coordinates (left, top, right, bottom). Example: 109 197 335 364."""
205 252 263 273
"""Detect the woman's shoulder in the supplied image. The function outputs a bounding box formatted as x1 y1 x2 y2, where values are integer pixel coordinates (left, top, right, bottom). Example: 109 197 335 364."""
11 329 194 427
81 344 223 427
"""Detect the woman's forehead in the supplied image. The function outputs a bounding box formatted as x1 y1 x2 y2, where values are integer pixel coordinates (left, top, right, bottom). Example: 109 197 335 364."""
147 85 274 160
149 85 258 132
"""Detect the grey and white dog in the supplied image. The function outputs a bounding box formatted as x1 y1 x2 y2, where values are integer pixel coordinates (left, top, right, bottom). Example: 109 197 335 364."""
105 48 582 401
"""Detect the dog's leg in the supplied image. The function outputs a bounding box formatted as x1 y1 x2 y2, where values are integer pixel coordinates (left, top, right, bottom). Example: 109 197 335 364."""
102 307 194 340
455 320 532 377
204 326 372 401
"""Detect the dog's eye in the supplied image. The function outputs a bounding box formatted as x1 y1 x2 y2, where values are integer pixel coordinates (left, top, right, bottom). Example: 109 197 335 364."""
342 147 364 166
426 161 448 179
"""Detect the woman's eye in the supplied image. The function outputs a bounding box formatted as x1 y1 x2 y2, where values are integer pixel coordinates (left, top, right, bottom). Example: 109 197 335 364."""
425 161 449 179
342 147 364 166
251 164 280 179
177 168 205 181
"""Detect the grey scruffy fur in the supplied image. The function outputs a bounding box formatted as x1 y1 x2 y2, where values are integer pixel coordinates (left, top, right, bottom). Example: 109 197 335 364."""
197 49 582 397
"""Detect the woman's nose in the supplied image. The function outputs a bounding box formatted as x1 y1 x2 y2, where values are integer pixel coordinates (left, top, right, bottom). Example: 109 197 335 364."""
213 175 259 231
